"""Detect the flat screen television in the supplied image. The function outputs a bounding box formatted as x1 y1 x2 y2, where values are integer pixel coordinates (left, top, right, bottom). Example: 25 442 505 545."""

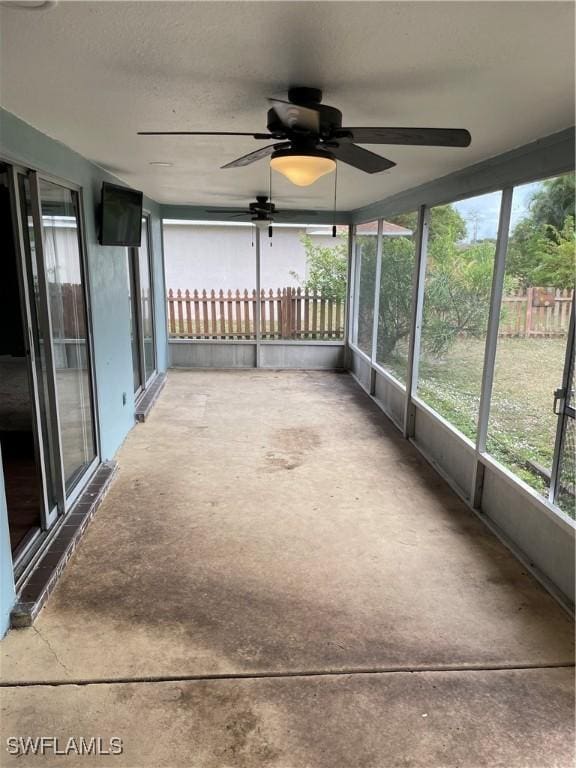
99 182 143 246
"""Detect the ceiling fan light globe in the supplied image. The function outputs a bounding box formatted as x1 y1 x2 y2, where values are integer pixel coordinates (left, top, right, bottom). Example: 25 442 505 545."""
270 153 336 187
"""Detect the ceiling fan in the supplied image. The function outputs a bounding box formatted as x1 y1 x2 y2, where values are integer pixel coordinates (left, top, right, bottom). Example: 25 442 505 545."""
206 195 316 221
138 86 472 186
206 195 319 238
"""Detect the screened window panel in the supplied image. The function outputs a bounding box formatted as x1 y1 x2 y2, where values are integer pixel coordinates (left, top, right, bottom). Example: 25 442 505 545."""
375 213 417 383
260 224 347 341
353 222 378 356
487 173 575 496
416 192 502 440
164 222 256 339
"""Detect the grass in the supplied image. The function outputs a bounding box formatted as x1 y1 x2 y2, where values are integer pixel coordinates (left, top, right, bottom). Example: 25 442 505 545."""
382 337 571 507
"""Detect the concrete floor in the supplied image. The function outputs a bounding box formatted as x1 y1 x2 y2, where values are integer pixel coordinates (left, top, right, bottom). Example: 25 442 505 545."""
1 370 574 766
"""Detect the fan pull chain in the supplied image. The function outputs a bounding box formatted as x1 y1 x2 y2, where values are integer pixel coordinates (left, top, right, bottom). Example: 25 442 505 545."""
332 162 338 237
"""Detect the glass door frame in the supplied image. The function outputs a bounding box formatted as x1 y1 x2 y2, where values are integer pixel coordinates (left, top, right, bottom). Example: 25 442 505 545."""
4 163 54 566
127 246 144 399
141 212 157 386
3 156 101 571
131 211 157 397
27 169 68 520
31 170 101 509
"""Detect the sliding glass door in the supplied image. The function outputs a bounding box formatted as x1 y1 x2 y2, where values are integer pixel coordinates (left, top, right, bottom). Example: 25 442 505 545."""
15 169 97 524
139 217 156 384
126 248 143 395
127 216 156 396
36 178 97 491
17 173 61 527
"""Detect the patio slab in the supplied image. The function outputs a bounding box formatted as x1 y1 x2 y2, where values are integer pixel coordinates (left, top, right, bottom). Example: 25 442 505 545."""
1 668 573 767
0 370 573 684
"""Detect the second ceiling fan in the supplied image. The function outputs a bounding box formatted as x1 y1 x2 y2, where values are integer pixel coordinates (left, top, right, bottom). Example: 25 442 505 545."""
139 86 472 187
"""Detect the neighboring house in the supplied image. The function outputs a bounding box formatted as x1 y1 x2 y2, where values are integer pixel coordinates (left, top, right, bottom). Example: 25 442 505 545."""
162 220 411 292
40 217 413 295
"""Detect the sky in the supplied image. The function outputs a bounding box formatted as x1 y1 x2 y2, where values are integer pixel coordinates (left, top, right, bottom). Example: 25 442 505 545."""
452 181 542 243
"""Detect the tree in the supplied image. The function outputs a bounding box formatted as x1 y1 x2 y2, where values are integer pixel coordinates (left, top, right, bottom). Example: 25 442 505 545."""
508 173 575 287
377 235 415 357
422 236 496 355
376 206 477 359
291 234 348 302
393 205 467 243
530 174 575 232
528 216 575 289
356 234 378 349
295 207 498 360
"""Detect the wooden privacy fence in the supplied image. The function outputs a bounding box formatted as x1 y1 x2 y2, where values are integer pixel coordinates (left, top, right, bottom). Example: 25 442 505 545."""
48 282 86 339
500 287 573 338
168 285 573 341
168 288 345 340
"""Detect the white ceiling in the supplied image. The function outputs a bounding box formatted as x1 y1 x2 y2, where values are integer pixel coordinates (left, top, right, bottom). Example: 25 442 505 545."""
0 1 574 211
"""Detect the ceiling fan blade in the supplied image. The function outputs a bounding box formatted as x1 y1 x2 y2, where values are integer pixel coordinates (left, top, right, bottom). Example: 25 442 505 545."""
338 127 471 147
205 210 318 220
329 144 396 174
138 131 273 139
274 210 318 218
221 142 290 169
268 99 320 133
204 208 246 216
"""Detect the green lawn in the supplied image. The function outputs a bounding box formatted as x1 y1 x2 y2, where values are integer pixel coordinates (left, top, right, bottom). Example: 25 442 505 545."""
415 337 567 495
362 336 574 514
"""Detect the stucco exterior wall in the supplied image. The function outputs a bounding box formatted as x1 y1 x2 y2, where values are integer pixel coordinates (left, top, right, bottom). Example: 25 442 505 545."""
163 223 345 293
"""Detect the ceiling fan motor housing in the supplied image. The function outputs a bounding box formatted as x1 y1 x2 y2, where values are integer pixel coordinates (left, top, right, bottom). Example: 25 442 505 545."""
266 106 342 137
287 86 323 104
250 197 275 214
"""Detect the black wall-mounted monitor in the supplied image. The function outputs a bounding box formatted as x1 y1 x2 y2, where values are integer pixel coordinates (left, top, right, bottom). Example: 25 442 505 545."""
99 182 143 246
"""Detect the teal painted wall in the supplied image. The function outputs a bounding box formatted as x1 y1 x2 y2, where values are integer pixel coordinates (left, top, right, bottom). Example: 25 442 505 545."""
0 108 167 633
0 445 16 638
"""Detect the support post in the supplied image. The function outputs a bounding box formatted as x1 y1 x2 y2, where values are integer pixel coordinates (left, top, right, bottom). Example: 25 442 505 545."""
349 226 360 348
344 224 354 349
472 187 513 507
255 225 261 368
370 219 384 390
403 205 430 438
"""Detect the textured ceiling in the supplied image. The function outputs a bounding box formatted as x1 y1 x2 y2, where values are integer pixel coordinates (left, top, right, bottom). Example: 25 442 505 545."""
0 1 574 210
